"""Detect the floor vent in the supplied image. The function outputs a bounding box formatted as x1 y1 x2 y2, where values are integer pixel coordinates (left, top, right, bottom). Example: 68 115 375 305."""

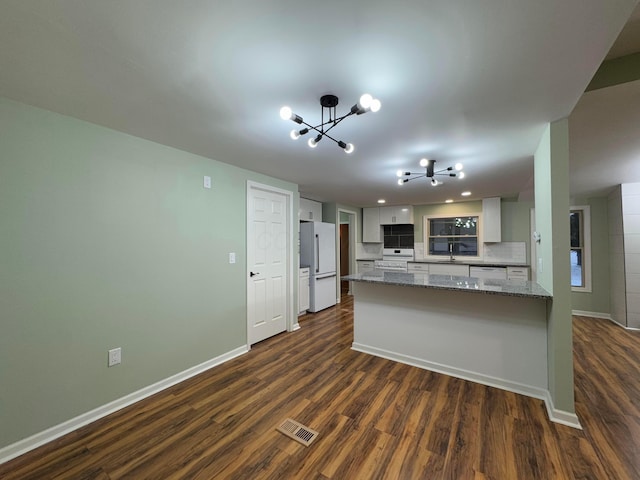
276 418 319 447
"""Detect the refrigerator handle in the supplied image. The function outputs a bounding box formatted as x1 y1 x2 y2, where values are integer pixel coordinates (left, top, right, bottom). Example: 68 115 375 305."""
315 234 320 273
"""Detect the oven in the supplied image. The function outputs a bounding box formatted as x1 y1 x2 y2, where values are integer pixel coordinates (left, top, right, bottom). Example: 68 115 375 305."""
374 248 414 272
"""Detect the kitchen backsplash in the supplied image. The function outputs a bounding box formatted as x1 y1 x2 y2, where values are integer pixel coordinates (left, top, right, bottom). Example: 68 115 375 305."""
483 242 526 263
356 242 383 259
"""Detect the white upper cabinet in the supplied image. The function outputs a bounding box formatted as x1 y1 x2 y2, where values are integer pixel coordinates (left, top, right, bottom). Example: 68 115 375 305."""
379 205 414 225
363 207 382 243
299 197 322 222
482 197 501 243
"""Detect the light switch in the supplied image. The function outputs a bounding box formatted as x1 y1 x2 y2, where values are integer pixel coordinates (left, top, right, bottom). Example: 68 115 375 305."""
204 176 212 189
229 252 236 264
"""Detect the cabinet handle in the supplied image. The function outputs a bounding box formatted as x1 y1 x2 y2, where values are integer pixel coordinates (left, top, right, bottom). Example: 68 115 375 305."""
250 271 259 277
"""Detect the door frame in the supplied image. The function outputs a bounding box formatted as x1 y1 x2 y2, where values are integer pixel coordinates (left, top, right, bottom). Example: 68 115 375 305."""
336 207 358 300
246 181 295 347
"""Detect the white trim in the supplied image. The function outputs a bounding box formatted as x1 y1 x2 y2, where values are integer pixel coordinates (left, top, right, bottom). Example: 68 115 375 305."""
337 207 359 302
352 342 582 429
600 315 640 332
570 205 592 293
0 346 249 465
571 310 611 320
542 391 583 429
246 181 295 339
423 212 483 261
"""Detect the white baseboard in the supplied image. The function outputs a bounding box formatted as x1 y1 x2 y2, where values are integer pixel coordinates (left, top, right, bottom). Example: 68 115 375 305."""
543 391 582 429
352 342 582 430
571 310 611 320
0 345 249 465
572 311 640 331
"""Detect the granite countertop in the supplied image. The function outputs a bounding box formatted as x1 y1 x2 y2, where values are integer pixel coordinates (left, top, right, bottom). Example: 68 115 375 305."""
342 270 551 299
409 259 530 268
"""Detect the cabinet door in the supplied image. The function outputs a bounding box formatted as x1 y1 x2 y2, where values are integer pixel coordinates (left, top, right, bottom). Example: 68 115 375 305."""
363 208 382 243
395 206 414 224
482 197 501 243
379 205 414 224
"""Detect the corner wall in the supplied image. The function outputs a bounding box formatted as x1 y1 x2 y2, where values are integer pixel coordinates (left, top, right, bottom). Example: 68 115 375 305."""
534 119 575 417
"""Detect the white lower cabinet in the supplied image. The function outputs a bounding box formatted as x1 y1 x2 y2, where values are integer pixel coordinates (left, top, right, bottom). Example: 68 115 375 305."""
299 267 310 314
470 266 507 280
407 262 429 273
429 263 470 276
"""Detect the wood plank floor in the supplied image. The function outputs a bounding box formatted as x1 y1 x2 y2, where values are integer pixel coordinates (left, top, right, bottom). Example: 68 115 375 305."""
2 296 640 479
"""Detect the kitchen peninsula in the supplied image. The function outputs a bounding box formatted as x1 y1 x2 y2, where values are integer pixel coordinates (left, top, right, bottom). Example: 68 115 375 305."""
341 270 571 426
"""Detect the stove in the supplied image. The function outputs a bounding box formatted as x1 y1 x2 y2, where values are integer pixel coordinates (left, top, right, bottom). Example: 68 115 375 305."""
374 248 414 272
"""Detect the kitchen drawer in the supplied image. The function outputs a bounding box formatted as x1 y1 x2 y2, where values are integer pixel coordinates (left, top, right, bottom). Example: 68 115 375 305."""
470 266 507 280
429 263 470 276
507 266 529 281
357 260 375 273
300 267 310 277
408 263 429 273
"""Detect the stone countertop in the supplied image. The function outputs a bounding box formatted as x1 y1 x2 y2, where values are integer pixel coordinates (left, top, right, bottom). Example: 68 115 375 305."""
342 270 551 299
409 259 530 268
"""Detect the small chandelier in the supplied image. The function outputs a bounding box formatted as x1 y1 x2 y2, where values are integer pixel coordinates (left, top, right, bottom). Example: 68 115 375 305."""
397 158 465 186
280 93 381 153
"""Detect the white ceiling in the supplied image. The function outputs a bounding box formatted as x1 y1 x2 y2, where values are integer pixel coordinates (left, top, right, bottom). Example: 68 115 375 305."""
1 1 638 207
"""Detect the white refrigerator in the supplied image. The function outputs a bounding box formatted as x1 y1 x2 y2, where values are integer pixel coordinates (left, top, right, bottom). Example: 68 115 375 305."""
300 221 337 312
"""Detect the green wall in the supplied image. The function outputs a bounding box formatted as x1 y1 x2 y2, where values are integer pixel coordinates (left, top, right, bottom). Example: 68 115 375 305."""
534 119 575 415
0 97 298 449
570 196 610 314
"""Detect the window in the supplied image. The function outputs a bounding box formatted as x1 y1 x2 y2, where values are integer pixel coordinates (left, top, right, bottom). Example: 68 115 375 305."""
425 215 479 257
570 205 591 292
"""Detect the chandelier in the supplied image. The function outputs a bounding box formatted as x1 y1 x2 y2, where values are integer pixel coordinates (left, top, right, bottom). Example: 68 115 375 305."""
397 158 465 186
280 93 381 153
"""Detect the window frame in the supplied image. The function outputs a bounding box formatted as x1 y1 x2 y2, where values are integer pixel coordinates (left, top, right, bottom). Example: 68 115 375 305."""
423 213 483 261
570 205 591 293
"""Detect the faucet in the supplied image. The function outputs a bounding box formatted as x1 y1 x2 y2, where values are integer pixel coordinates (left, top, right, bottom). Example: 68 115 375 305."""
449 243 455 261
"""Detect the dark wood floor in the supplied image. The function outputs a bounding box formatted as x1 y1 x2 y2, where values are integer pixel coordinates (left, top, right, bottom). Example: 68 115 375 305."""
2 295 640 479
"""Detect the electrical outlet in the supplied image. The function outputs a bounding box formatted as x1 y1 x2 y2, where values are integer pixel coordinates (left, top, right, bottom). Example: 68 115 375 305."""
229 252 236 264
108 347 122 367
203 175 212 189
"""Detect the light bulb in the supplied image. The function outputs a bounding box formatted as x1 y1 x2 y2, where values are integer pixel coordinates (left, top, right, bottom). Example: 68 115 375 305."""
370 98 381 112
431 178 438 186
461 191 471 196
344 143 354 154
458 171 465 179
290 129 300 140
396 170 403 177
455 163 463 171
279 106 292 120
359 94 373 109
308 138 317 148
419 158 429 167
398 178 404 185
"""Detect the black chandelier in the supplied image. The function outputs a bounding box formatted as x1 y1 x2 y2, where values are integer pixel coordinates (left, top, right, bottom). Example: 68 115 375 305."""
397 158 465 186
280 93 381 153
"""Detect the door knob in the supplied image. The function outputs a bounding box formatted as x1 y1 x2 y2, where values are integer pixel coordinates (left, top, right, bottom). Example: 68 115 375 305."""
250 271 259 277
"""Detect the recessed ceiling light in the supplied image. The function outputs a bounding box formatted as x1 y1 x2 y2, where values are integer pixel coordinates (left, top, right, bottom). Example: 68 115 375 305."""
461 191 471 197
377 199 386 204
445 199 454 203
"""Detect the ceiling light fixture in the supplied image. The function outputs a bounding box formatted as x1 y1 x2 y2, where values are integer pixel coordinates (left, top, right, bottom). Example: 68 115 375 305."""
396 159 464 186
280 93 381 153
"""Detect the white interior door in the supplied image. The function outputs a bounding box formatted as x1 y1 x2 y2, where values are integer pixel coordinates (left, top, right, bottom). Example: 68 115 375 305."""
247 185 289 345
